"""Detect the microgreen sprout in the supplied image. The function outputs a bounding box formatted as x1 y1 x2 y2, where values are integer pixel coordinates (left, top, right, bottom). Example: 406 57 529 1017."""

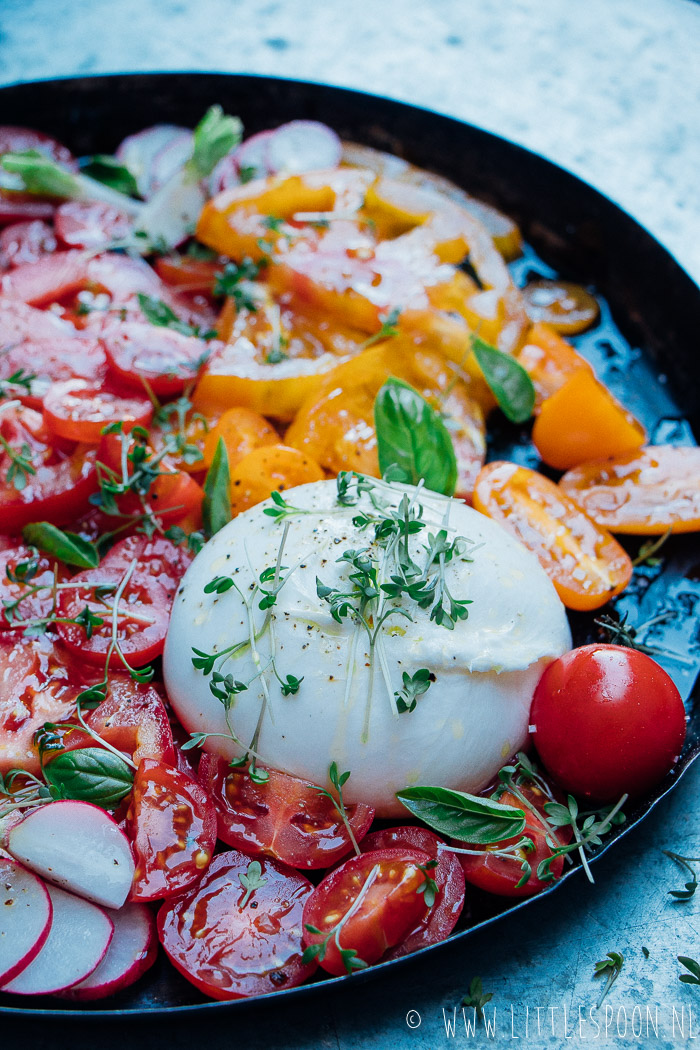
314 762 361 856
395 669 434 714
360 308 401 349
238 860 268 908
679 957 700 987
593 952 624 1008
302 864 378 974
0 369 36 399
462 976 494 1024
539 794 628 884
664 850 700 901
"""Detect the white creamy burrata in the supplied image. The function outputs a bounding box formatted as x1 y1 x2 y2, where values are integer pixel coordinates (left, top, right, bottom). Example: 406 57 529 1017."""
163 478 571 815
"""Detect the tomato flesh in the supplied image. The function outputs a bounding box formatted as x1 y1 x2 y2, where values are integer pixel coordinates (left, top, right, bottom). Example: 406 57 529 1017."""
0 546 70 631
198 754 374 869
102 321 212 397
0 220 57 270
43 378 153 443
55 200 133 250
158 849 317 999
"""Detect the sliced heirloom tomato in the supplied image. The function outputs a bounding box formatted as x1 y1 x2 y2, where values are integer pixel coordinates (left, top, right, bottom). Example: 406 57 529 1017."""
228 445 323 517
0 546 70 631
0 404 97 531
0 125 77 168
201 406 278 472
359 826 465 958
559 445 700 535
198 754 374 869
101 321 213 398
521 280 600 334
155 254 222 294
532 367 646 470
472 461 632 611
456 789 564 898
515 322 593 410
127 759 217 902
102 534 195 602
302 847 431 976
0 336 107 411
55 561 171 668
54 200 133 250
158 849 317 1000
43 378 153 443
0 220 57 270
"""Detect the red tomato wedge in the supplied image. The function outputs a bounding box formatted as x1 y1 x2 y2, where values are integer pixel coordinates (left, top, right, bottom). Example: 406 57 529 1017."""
127 759 217 902
55 200 133 250
472 461 632 611
101 534 194 602
102 322 212 397
0 336 107 410
55 561 171 668
198 754 374 869
0 250 90 306
43 378 153 443
559 445 700 535
359 826 465 958
302 847 431 975
0 546 70 630
0 220 57 270
158 849 317 999
0 126 77 169
0 404 97 531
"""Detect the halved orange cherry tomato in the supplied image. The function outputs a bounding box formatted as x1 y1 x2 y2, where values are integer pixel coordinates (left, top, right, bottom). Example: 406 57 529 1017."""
42 378 153 443
532 367 646 470
515 322 593 409
472 461 633 610
559 445 700 535
285 340 486 498
522 280 600 334
228 445 323 517
201 406 278 471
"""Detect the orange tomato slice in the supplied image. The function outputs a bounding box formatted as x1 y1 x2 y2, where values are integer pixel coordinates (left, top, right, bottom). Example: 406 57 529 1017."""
559 445 700 535
521 280 600 335
228 445 324 517
472 461 633 611
201 407 278 472
532 367 645 470
515 322 593 409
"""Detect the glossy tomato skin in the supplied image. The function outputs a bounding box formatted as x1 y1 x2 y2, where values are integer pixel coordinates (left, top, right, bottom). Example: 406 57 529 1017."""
102 321 212 398
158 849 317 1000
531 644 687 802
302 847 431 976
198 754 374 869
0 546 70 630
359 826 465 958
42 378 153 443
102 534 194 603
0 219 57 270
127 759 217 902
0 336 107 411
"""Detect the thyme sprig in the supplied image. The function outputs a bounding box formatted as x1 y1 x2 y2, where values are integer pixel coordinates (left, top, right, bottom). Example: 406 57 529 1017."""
0 368 36 399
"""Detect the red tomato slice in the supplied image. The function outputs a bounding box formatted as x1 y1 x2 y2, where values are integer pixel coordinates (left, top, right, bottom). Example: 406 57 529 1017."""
456 790 564 897
158 849 317 1000
0 404 97 531
0 299 84 343
302 847 431 975
0 545 70 630
101 534 195 602
0 220 56 270
198 754 374 869
0 250 90 306
55 200 133 250
55 562 171 668
0 336 107 410
0 126 77 169
0 632 81 775
127 758 217 902
472 460 633 611
42 378 153 443
102 321 212 397
0 196 55 226
155 255 221 294
359 826 465 958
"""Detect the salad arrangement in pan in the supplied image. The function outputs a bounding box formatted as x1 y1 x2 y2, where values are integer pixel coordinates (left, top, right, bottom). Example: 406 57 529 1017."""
0 106 696 1003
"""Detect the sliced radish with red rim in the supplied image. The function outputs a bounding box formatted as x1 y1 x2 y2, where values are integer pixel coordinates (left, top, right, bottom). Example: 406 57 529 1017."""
0 858 52 985
58 903 157 1001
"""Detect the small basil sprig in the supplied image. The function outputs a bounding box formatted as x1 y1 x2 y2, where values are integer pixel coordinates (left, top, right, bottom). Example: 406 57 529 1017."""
202 437 231 537
80 155 139 197
187 105 243 180
374 377 457 496
396 785 526 843
22 522 99 569
42 747 134 810
472 336 535 424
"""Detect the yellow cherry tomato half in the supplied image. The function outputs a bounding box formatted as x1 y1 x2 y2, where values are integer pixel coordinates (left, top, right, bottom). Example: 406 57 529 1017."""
522 280 600 335
228 445 324 517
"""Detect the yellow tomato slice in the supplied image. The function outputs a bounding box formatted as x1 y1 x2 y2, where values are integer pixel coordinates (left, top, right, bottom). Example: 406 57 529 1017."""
473 461 633 611
201 407 278 472
532 367 646 470
228 445 324 517
515 322 593 410
559 445 700 535
522 280 600 335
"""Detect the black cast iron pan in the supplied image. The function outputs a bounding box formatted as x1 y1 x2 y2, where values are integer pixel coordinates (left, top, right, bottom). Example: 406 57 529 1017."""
0 72 698 1022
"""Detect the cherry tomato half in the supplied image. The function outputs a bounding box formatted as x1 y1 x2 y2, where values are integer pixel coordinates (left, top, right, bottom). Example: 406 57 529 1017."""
0 335 107 410
0 545 70 630
158 849 317 999
43 378 153 443
531 644 687 802
127 758 217 902
559 445 700 535
55 561 171 668
198 754 374 869
0 220 56 270
102 534 195 602
472 461 633 611
359 826 465 958
521 280 600 334
54 200 133 250
102 321 212 398
302 847 431 975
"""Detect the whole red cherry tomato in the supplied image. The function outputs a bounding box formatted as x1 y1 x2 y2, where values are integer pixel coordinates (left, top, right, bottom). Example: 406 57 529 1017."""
531 644 687 802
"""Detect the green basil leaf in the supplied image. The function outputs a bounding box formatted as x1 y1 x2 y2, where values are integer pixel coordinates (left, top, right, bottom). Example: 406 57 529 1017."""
43 747 133 810
0 150 79 198
188 106 243 180
471 336 535 424
374 377 457 496
396 784 526 843
80 155 139 197
22 522 99 569
202 436 231 537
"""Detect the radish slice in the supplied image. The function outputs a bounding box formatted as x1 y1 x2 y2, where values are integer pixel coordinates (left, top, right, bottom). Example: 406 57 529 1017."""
1 884 113 996
209 129 273 194
58 903 157 1001
149 131 194 195
7 801 136 910
0 859 52 984
115 125 190 199
265 121 342 175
